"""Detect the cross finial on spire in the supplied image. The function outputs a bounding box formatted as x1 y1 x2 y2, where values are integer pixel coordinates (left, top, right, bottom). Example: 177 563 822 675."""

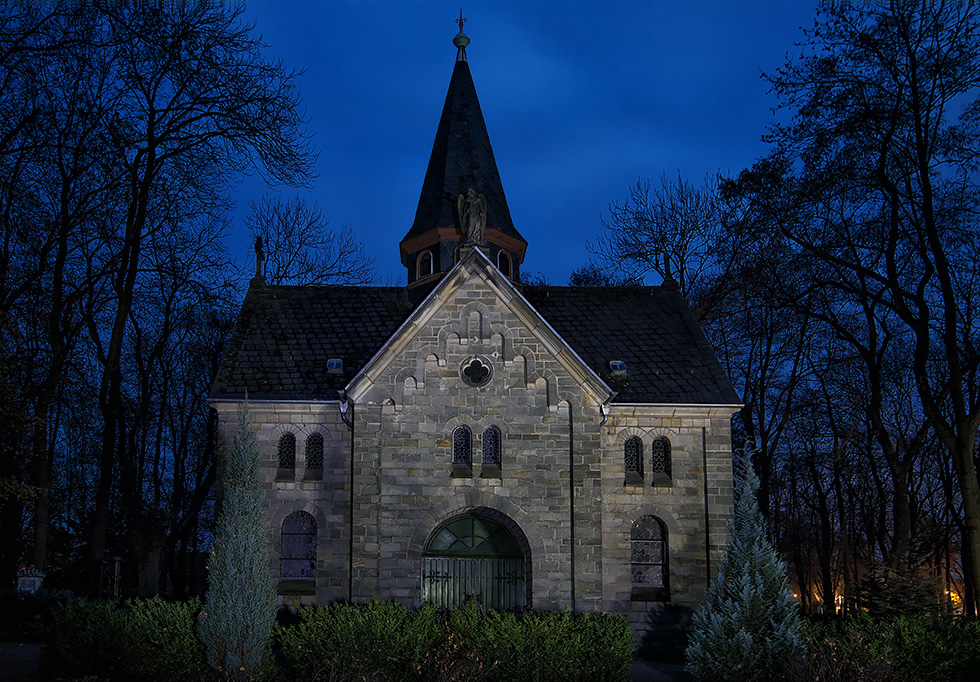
453 8 470 62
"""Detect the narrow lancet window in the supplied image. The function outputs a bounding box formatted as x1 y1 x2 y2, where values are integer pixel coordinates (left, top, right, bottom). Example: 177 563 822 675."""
306 433 324 471
452 425 473 478
624 436 643 485
482 425 502 476
651 437 672 486
281 511 317 581
278 433 296 470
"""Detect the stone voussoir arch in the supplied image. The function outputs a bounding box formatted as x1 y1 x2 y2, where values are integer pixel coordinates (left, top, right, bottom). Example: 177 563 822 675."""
410 491 543 608
408 491 545 563
623 503 680 539
269 502 327 569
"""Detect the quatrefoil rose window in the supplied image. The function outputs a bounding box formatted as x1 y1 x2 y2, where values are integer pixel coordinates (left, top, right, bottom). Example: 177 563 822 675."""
460 356 493 387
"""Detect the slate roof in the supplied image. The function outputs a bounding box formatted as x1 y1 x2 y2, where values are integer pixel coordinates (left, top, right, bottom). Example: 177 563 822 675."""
211 282 739 406
210 285 415 401
402 58 525 245
522 286 740 405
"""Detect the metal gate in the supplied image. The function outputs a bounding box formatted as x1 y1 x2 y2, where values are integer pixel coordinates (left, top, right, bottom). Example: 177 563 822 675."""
421 515 526 610
422 557 524 609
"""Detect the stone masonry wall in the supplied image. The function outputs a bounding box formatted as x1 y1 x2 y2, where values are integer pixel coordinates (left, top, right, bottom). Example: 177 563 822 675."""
350 274 605 611
212 401 350 607
600 405 734 640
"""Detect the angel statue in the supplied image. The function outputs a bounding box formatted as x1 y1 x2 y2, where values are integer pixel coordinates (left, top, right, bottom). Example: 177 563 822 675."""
457 188 487 245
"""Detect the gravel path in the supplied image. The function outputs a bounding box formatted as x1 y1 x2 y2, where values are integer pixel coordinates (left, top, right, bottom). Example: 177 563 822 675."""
0 642 41 681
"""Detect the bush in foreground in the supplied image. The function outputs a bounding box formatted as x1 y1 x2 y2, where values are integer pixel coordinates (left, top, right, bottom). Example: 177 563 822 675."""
47 597 211 682
790 613 980 682
278 601 633 682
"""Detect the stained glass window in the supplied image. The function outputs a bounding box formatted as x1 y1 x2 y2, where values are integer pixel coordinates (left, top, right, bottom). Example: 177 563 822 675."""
482 426 501 465
631 516 667 588
281 511 317 579
625 436 643 475
453 426 472 465
278 433 296 469
306 433 324 470
651 437 671 476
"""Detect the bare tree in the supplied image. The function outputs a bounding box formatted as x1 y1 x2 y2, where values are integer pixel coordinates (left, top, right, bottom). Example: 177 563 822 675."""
759 0 980 614
245 194 376 286
591 173 721 309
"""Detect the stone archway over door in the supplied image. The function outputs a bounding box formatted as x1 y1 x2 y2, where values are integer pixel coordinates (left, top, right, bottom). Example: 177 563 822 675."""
422 514 525 610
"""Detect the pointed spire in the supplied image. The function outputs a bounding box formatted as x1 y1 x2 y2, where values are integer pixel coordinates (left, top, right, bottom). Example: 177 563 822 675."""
399 11 527 290
453 9 469 62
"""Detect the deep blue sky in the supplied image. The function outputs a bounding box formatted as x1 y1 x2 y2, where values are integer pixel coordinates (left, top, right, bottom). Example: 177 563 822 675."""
233 1 817 285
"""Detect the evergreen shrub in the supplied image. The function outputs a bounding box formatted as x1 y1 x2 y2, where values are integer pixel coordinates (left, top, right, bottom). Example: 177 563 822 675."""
198 402 277 681
450 604 633 682
46 597 212 682
686 446 806 681
279 600 445 681
278 601 633 682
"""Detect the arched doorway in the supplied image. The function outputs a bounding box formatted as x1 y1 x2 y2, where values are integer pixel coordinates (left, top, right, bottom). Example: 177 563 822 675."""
422 513 526 610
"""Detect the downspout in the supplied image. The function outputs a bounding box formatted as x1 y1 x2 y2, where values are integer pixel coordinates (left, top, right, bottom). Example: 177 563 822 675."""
568 402 576 612
339 390 354 602
598 393 616 426
702 427 711 586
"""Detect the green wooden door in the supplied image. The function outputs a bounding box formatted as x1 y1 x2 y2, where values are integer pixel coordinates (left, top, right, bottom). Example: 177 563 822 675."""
422 515 526 610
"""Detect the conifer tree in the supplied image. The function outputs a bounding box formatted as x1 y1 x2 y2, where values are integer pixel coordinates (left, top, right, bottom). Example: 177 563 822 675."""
198 403 276 681
686 444 805 682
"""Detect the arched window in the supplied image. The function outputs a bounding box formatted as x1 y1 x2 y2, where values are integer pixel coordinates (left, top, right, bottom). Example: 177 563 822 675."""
497 250 511 278
452 425 472 477
651 437 672 486
418 251 433 278
624 436 643 485
631 515 668 600
278 433 296 470
306 433 324 471
482 425 501 475
281 511 317 584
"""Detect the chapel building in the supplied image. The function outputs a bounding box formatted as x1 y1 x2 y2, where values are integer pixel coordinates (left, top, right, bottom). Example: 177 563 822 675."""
209 21 739 638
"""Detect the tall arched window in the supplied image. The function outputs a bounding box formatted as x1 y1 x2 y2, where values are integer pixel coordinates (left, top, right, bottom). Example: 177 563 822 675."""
452 425 472 477
631 515 668 600
482 425 502 475
306 433 324 472
624 436 643 485
281 511 317 593
651 437 672 486
278 433 296 471
497 250 511 278
418 251 433 278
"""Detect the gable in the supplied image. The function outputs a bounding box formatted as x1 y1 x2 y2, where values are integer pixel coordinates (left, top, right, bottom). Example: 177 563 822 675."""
345 247 614 408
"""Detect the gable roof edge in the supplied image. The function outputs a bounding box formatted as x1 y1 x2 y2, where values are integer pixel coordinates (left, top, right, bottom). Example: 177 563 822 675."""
345 248 614 406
